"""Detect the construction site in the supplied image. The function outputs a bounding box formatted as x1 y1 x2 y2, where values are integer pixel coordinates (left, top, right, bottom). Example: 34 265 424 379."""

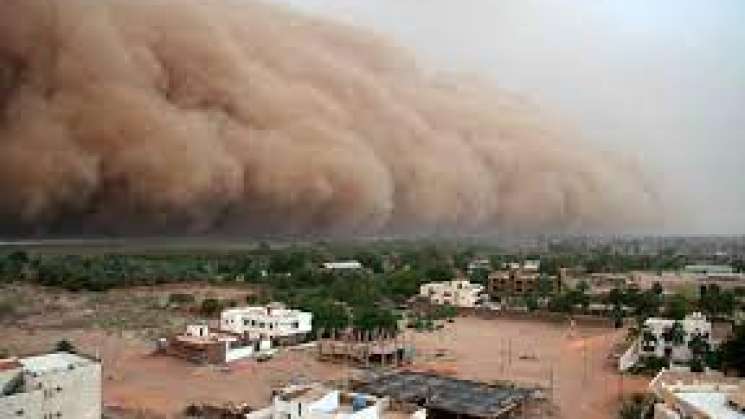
317 331 415 367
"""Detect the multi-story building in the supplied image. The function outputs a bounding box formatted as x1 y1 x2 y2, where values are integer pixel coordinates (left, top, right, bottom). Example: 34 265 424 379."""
220 303 312 345
419 280 485 308
488 261 558 298
639 313 713 363
0 352 101 419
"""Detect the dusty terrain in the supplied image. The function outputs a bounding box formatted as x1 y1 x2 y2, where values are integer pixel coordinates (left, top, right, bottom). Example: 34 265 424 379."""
410 316 648 419
2 285 646 418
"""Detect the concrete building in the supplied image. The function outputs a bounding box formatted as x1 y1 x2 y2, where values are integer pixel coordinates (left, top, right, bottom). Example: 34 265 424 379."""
322 261 363 271
245 383 426 419
419 280 484 308
164 323 272 364
488 261 558 298
640 313 712 363
0 352 101 419
220 303 312 345
650 369 745 418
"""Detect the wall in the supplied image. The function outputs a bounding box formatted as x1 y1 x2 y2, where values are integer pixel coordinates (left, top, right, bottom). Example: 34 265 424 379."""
618 339 640 371
225 345 255 362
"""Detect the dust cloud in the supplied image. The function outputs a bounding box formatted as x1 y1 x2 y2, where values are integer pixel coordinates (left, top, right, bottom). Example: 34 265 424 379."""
0 0 661 236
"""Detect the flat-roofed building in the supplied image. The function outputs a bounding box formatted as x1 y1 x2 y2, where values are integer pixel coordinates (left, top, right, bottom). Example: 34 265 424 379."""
245 383 426 419
419 280 484 308
0 352 101 419
650 369 745 419
220 303 312 345
488 261 558 298
322 261 363 271
640 313 713 363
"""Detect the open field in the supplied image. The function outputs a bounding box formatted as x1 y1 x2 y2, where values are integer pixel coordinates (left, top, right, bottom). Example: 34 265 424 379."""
1 284 647 418
410 317 649 418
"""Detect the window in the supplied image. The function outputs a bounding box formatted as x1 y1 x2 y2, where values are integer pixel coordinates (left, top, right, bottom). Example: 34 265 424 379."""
244 320 250 326
291 322 299 329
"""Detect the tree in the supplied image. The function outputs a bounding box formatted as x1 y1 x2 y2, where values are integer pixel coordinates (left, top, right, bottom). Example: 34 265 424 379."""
536 275 555 298
652 282 663 296
618 393 651 419
200 298 222 317
667 321 685 346
720 325 745 376
665 293 691 320
54 339 76 353
425 264 453 282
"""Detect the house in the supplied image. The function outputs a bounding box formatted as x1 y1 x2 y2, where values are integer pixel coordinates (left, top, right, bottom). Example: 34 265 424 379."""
620 312 715 371
0 352 101 419
640 313 713 363
245 383 426 419
165 323 272 364
650 369 745 418
419 280 485 308
220 303 312 345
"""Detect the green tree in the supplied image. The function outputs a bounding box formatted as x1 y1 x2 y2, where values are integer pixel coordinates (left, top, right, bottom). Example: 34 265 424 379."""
720 325 745 376
665 293 691 320
54 339 76 353
200 298 222 317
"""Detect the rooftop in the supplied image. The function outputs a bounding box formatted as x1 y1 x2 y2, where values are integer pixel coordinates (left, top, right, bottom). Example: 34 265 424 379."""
676 392 745 419
355 372 530 418
19 352 97 375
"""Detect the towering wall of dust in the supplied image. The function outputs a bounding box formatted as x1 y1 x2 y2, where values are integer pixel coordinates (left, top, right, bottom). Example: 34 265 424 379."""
0 0 660 236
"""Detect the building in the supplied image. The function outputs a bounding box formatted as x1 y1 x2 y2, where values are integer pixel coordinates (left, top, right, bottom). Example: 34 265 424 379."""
650 369 745 418
419 280 485 308
220 303 312 345
488 261 558 299
164 323 272 364
640 313 712 362
317 330 414 367
684 265 735 275
355 372 535 419
0 352 101 419
466 259 491 276
322 261 363 271
245 383 426 419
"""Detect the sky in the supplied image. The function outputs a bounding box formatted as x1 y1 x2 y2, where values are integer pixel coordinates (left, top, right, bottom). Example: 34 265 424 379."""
271 0 745 234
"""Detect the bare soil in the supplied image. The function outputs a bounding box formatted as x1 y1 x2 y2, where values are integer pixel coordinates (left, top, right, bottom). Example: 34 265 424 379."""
2 285 647 418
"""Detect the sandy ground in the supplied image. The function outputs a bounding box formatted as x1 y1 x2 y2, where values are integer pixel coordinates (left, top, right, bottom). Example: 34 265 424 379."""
409 317 648 419
3 284 647 419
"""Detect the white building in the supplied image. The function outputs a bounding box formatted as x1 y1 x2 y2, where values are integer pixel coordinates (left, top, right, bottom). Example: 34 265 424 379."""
322 261 363 271
640 312 713 363
220 303 312 344
419 280 485 308
650 369 745 419
0 352 101 419
245 384 426 419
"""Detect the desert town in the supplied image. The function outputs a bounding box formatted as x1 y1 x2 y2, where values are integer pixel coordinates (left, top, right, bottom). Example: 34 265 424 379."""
2 239 745 419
